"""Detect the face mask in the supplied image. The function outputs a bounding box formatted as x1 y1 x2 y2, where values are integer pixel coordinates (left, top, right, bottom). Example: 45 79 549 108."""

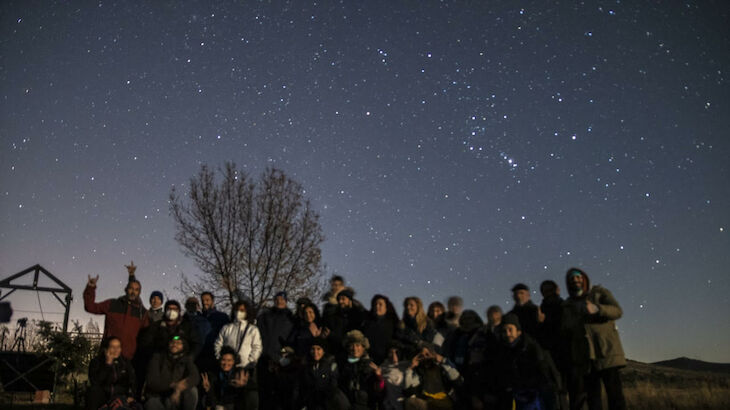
165 310 179 321
236 311 247 322
347 357 360 364
279 357 291 367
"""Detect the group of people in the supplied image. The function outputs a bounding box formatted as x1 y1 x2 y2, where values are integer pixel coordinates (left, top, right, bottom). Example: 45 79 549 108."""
83 262 627 410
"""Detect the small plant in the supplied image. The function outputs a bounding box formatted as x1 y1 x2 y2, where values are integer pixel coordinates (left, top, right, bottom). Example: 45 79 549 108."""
34 320 98 404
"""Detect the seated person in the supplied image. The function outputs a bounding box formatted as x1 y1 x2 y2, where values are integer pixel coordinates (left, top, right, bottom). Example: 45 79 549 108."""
144 334 200 410
338 330 385 410
404 344 462 410
201 346 253 410
295 337 348 410
87 337 137 410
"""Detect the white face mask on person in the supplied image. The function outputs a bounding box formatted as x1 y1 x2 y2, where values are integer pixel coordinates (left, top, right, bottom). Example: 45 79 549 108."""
165 310 179 321
236 311 247 322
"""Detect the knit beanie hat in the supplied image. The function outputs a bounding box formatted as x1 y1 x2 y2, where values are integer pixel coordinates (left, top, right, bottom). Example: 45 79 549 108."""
501 313 522 331
337 288 354 302
150 290 164 304
311 337 328 351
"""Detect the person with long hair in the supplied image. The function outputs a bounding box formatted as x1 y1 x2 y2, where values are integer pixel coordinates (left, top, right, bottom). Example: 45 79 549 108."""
287 301 328 358
362 294 401 365
401 297 438 349
428 301 455 342
87 337 137 410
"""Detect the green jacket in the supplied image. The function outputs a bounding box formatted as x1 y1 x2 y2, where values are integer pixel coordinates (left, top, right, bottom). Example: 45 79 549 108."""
561 286 626 372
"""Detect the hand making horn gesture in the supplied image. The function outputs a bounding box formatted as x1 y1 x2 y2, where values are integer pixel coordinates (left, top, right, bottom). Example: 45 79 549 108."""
87 274 99 288
125 261 137 276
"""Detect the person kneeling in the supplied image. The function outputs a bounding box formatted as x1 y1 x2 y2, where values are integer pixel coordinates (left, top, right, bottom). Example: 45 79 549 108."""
144 334 200 410
201 346 254 410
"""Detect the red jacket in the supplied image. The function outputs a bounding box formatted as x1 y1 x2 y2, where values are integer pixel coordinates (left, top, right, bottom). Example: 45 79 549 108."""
84 285 149 359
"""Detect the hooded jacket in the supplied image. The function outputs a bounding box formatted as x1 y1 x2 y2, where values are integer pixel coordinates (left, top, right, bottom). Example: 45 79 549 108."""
561 269 626 372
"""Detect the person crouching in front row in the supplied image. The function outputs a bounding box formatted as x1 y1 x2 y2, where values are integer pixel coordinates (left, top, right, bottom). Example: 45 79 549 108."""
144 333 199 410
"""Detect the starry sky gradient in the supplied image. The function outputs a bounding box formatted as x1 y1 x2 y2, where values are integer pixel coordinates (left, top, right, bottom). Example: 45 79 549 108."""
1 1 729 362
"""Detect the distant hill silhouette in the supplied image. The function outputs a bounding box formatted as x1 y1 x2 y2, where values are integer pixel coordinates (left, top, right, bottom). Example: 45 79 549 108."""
651 357 730 374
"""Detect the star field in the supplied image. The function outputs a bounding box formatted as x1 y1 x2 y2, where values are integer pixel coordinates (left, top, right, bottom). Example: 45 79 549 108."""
1 1 728 362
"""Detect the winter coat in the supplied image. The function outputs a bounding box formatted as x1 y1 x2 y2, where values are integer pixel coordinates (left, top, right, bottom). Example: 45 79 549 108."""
286 321 321 357
508 300 541 338
323 304 366 362
493 334 560 404
257 307 295 359
338 355 384 410
87 355 136 409
295 355 343 410
203 369 241 408
145 351 200 397
539 295 569 374
202 308 230 336
464 325 502 397
538 295 563 351
214 319 263 369
362 314 399 365
561 283 626 372
83 285 148 359
400 316 439 354
199 308 230 371
185 312 212 353
441 310 483 372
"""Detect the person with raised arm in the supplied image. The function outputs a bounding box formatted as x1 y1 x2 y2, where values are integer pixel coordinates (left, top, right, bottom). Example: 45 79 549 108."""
83 261 148 360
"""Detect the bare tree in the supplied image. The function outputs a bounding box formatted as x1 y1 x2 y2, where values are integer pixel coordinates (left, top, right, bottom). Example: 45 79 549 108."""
170 163 325 310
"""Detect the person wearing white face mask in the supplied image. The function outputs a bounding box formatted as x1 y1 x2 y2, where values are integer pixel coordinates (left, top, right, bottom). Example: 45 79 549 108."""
139 300 204 358
213 299 263 409
214 300 263 371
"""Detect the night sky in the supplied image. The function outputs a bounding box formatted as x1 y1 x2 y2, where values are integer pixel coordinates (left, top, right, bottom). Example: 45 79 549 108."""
1 1 728 363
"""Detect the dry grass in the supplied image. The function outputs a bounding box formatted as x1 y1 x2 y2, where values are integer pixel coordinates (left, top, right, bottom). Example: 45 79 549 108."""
624 381 730 409
621 360 730 409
